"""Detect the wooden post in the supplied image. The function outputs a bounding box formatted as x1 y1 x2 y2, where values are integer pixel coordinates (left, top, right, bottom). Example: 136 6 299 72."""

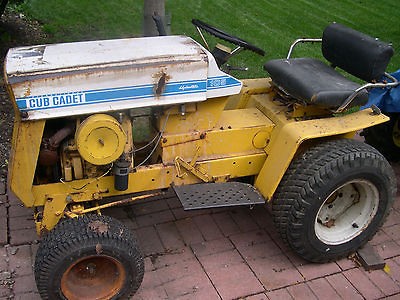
143 0 165 37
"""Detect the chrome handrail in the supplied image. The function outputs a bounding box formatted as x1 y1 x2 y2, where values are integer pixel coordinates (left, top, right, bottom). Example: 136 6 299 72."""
286 38 322 59
335 73 400 113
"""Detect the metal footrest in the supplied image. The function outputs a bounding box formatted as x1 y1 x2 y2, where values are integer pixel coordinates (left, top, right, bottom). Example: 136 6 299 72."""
173 182 265 210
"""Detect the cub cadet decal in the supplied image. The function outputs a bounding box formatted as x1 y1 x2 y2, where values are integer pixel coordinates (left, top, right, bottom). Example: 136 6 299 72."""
16 80 206 111
15 76 240 112
19 93 85 109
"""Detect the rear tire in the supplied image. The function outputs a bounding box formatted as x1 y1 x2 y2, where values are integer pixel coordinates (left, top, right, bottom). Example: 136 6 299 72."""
34 214 144 300
272 139 396 262
363 113 400 161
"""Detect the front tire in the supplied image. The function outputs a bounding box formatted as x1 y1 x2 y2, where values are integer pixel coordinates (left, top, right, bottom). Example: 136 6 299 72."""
272 139 396 262
34 214 144 300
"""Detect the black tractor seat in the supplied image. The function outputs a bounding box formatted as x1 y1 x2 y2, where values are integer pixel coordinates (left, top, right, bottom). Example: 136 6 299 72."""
264 23 396 112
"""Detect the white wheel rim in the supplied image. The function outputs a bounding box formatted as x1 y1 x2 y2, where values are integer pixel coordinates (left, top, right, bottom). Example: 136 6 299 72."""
315 180 379 245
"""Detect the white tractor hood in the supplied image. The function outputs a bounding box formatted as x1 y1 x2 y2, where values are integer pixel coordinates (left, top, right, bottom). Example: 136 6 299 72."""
5 35 242 120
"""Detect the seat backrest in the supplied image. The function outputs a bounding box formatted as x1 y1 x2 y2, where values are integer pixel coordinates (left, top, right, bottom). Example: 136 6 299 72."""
322 23 394 82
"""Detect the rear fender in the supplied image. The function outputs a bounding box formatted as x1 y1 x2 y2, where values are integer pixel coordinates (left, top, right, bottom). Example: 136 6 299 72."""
254 108 389 200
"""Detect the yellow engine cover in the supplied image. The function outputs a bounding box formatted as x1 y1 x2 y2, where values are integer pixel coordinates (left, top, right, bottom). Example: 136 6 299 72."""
76 114 127 165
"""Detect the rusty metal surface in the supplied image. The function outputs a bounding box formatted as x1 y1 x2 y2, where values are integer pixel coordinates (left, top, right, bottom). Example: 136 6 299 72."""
68 192 162 216
6 36 204 75
4 35 242 120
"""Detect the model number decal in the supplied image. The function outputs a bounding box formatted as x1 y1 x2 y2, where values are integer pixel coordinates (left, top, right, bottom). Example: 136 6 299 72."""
207 76 241 90
208 78 227 88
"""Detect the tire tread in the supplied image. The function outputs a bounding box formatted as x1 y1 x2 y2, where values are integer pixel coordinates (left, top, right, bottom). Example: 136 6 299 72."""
272 139 396 262
35 214 144 300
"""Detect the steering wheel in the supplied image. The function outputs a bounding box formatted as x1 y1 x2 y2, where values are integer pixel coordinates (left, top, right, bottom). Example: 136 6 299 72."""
192 19 265 56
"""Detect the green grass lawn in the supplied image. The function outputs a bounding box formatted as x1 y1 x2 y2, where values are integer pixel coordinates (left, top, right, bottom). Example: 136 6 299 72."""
14 0 400 78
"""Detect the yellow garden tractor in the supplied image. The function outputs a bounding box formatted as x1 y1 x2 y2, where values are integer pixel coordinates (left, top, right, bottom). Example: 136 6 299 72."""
4 20 399 299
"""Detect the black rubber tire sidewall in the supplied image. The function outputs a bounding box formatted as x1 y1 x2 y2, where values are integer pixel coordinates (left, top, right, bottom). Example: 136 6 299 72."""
34 214 144 300
273 139 396 262
292 162 391 261
52 244 138 300
363 113 400 161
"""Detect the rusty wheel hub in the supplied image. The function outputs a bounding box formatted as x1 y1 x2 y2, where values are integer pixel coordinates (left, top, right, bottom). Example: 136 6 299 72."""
315 180 379 245
61 255 126 300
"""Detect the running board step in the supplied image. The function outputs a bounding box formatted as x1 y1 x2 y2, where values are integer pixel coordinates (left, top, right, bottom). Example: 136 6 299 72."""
173 182 265 210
